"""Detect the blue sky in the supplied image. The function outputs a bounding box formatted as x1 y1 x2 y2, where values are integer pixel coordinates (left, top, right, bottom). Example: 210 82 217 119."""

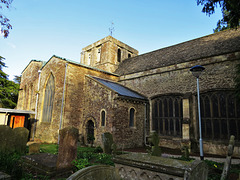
1 0 222 80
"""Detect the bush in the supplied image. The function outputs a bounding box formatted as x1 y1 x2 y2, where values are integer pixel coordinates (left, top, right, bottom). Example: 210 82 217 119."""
72 158 91 170
0 153 22 179
94 153 114 166
93 146 103 153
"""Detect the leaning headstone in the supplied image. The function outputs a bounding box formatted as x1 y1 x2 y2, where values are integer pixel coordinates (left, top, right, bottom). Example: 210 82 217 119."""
102 132 113 154
13 127 29 154
57 127 79 169
149 132 161 156
221 135 235 180
0 125 15 153
28 143 40 154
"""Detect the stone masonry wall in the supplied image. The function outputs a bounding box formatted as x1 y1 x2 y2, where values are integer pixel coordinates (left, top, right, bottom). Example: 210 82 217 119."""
119 52 240 150
113 98 146 149
83 76 116 146
81 36 138 73
83 76 145 149
18 61 43 110
33 56 119 143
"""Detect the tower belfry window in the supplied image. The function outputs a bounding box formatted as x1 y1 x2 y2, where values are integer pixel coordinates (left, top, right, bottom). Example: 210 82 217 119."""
88 53 91 65
97 48 101 62
117 48 121 62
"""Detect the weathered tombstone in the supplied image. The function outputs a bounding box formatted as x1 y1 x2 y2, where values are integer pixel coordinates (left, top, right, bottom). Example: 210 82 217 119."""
13 127 29 154
0 125 28 154
111 143 117 155
102 132 113 154
221 135 235 180
149 132 161 156
181 141 190 159
57 127 79 170
0 125 15 153
28 143 40 154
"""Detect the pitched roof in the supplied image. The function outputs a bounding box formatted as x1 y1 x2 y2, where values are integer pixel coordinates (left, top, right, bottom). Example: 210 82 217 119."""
41 55 119 77
91 76 147 100
115 28 240 75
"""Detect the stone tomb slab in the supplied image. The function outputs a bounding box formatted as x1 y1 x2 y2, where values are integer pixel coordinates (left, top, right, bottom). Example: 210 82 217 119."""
22 153 73 178
113 153 208 180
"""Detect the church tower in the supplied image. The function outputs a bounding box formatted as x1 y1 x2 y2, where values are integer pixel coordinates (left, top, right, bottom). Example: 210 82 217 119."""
80 36 138 73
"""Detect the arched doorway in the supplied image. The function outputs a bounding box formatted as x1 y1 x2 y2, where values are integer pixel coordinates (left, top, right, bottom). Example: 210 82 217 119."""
86 120 95 144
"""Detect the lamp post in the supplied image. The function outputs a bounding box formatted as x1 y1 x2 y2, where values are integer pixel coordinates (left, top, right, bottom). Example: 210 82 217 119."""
190 65 205 160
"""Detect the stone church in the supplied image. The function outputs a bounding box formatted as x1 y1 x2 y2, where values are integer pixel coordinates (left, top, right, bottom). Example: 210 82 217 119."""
17 29 240 156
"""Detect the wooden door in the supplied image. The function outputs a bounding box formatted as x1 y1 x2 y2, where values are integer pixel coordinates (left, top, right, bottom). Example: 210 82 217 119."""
10 115 25 128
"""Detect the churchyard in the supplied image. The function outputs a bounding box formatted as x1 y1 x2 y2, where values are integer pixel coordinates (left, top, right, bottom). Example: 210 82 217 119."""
0 125 240 180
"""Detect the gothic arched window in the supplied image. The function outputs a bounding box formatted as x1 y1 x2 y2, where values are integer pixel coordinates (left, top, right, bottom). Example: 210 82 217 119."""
42 74 55 123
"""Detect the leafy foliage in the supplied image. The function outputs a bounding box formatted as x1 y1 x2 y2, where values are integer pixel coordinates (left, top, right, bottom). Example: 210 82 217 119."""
73 148 114 171
197 0 240 31
0 56 19 108
0 0 13 38
0 152 22 179
13 75 21 84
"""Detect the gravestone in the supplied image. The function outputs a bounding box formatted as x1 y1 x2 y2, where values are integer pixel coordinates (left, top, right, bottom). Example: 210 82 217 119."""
13 127 29 154
28 143 40 154
0 125 15 153
221 135 235 180
57 127 79 169
149 132 161 157
0 125 28 154
102 132 113 154
181 140 190 159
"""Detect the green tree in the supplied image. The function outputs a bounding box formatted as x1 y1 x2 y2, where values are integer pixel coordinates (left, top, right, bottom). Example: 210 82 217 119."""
197 0 240 31
0 0 13 38
13 75 21 84
0 56 19 108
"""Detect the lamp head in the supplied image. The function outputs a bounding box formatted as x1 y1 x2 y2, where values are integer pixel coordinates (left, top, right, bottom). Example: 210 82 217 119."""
190 65 205 78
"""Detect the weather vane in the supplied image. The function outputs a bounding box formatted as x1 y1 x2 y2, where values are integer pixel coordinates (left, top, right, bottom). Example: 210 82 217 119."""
109 21 115 36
